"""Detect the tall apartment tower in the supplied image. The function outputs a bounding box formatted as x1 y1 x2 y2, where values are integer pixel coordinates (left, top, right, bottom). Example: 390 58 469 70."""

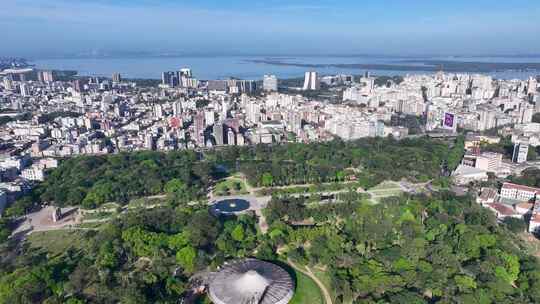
213 122 224 146
2 77 13 90
173 101 183 117
513 143 529 163
527 76 538 95
263 75 278 92
194 112 205 145
38 71 54 83
303 71 320 91
112 73 122 83
179 68 192 78
161 71 178 87
19 83 30 97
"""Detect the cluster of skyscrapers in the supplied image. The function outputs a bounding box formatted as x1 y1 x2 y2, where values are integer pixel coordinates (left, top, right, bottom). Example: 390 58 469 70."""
161 68 197 88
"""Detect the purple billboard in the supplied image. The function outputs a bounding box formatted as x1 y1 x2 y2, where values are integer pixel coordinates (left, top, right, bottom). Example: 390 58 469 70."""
443 112 455 129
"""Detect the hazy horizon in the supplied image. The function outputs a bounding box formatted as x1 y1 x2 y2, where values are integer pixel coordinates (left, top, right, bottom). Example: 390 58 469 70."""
2 0 540 58
20 52 540 61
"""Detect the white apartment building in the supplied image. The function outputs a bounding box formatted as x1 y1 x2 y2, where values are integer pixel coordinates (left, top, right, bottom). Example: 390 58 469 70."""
473 152 503 172
303 71 319 91
21 164 45 181
500 182 540 201
263 75 278 92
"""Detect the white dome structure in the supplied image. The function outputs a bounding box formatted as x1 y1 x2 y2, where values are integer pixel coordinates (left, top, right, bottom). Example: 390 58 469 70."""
208 259 295 304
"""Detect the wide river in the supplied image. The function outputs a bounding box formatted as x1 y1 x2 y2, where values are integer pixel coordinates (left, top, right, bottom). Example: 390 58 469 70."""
32 55 540 80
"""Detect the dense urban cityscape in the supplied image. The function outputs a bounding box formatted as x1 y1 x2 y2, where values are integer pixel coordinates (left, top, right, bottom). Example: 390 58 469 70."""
2 0 540 303
1 63 538 181
1 56 540 302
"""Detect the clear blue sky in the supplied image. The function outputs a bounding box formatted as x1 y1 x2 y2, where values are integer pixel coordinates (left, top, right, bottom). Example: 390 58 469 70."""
2 0 540 58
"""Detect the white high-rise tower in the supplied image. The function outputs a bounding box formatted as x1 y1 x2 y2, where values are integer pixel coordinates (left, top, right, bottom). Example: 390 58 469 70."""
303 71 320 91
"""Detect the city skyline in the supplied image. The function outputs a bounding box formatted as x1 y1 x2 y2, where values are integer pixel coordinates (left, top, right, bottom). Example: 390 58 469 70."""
2 0 540 58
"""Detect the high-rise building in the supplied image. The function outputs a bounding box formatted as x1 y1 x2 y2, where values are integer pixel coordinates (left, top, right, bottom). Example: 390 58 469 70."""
154 104 163 118
239 80 257 93
144 133 155 150
227 128 236 145
227 79 256 94
246 102 261 124
205 110 216 126
303 71 320 91
513 143 529 163
0 190 7 216
19 83 30 97
173 101 183 117
207 80 228 92
222 101 229 120
236 133 245 146
194 112 205 144
162 72 171 85
263 75 278 92
2 77 13 90
162 71 178 87
112 73 122 83
179 68 192 78
178 68 194 87
214 122 224 145
527 76 538 95
38 71 54 83
474 152 503 172
73 79 82 92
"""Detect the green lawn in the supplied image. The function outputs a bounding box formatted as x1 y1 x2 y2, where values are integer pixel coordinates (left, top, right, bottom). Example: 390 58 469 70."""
311 267 334 301
213 178 248 196
290 268 324 304
27 230 90 256
370 189 403 197
100 202 121 209
75 222 104 229
127 197 166 209
370 181 401 191
83 211 116 221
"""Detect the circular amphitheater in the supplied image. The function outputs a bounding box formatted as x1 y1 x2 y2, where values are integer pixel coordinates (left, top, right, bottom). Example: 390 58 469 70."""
208 258 295 304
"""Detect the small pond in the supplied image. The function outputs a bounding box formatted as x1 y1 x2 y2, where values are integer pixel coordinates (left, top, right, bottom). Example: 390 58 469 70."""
212 199 250 214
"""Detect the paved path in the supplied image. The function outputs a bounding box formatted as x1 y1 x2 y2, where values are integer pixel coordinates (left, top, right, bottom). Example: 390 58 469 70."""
288 259 333 304
255 209 268 233
251 180 359 193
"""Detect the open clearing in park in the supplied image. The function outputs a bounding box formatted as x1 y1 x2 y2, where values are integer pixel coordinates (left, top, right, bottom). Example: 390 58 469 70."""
367 181 404 204
370 181 401 190
27 230 89 255
289 267 324 304
213 177 249 196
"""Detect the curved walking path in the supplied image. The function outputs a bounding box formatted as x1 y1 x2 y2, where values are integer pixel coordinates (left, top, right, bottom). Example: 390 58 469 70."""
288 259 333 304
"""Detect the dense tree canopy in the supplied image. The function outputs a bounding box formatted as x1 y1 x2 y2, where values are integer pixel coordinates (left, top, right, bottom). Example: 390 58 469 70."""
2 192 539 303
0 205 258 303
33 150 208 209
212 137 454 188
263 193 540 303
7 137 458 214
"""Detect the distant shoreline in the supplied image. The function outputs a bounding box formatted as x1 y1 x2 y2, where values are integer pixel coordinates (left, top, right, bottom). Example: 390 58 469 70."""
23 53 540 61
246 59 540 74
28 56 540 80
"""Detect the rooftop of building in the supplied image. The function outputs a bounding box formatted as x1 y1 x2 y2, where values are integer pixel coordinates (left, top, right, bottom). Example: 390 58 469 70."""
502 182 540 194
486 203 517 216
209 259 294 304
